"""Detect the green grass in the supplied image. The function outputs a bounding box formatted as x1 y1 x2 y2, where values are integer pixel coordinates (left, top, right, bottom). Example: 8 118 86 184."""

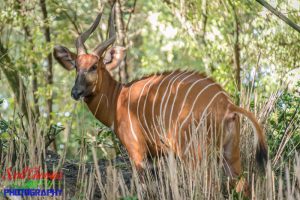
0 86 299 200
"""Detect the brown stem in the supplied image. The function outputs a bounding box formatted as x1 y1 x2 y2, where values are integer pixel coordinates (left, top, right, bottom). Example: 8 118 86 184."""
40 0 56 151
125 0 137 32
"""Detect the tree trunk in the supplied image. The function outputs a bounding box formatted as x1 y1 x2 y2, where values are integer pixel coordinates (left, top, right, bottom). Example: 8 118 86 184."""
0 43 30 122
116 0 128 82
233 23 241 95
40 0 56 151
24 27 40 118
40 0 53 123
199 0 208 44
17 0 40 118
229 1 241 105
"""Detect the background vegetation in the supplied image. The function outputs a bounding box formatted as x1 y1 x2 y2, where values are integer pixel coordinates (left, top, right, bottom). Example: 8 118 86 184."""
0 0 299 199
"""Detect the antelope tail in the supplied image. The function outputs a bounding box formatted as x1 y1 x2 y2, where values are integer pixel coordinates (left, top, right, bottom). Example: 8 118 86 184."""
229 104 268 169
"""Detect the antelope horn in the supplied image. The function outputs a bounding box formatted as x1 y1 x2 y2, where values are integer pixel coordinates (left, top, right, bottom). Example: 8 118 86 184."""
92 5 116 57
75 12 102 55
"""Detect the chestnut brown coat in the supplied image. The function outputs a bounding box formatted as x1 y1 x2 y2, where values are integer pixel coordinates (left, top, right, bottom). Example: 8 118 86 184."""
54 6 267 196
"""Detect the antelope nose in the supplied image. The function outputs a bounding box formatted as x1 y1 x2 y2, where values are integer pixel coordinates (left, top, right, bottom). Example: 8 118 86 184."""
71 88 84 100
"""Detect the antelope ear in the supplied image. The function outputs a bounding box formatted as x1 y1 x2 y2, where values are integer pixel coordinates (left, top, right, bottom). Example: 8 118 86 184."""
103 46 126 71
53 45 77 71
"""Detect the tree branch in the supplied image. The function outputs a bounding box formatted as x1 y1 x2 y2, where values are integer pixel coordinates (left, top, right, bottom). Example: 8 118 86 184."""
163 0 208 46
125 0 137 32
229 0 241 104
0 42 30 122
17 0 40 118
52 0 81 35
199 0 208 44
256 0 300 33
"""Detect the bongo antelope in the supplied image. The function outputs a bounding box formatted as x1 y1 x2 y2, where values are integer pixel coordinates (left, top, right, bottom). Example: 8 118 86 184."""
53 5 267 196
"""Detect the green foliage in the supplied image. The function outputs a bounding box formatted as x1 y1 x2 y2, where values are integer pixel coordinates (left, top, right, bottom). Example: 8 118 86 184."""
0 0 299 161
120 196 138 200
0 119 9 139
0 118 15 155
267 82 300 159
0 119 9 131
0 1 300 199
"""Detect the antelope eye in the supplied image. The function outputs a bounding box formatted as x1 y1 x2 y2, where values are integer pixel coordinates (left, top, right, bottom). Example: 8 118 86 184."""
90 65 97 71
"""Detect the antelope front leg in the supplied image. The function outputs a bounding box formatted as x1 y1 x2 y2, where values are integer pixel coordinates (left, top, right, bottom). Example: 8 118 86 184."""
122 140 147 171
121 138 152 198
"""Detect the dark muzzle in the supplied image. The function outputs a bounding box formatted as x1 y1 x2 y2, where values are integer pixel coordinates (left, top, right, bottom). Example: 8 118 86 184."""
71 87 84 100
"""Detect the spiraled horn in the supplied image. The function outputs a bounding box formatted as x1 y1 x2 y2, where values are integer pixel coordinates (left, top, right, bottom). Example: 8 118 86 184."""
75 12 102 55
92 5 116 57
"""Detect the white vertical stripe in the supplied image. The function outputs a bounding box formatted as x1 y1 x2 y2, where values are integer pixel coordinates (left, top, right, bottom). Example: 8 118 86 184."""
179 82 218 132
127 84 138 141
159 71 189 135
173 77 209 133
149 71 186 137
167 72 197 130
136 76 156 141
142 75 163 140
159 71 190 130
151 71 177 136
198 91 227 126
182 91 226 155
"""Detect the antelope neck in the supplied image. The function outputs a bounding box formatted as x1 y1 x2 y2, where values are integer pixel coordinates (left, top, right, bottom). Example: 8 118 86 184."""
85 69 122 128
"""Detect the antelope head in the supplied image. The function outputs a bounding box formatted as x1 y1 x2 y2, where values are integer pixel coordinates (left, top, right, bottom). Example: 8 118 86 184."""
53 6 125 100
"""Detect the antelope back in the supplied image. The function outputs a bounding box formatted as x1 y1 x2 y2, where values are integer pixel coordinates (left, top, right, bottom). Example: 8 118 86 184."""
119 71 231 153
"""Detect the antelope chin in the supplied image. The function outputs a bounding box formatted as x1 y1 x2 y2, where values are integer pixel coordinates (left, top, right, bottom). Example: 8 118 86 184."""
72 95 81 101
73 94 88 101
83 94 93 102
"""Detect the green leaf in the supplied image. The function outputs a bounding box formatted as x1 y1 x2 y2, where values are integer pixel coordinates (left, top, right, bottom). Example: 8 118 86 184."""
0 119 9 133
0 132 10 139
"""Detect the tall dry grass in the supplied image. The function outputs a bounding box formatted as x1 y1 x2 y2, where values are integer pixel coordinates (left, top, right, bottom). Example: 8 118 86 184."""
0 85 299 200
